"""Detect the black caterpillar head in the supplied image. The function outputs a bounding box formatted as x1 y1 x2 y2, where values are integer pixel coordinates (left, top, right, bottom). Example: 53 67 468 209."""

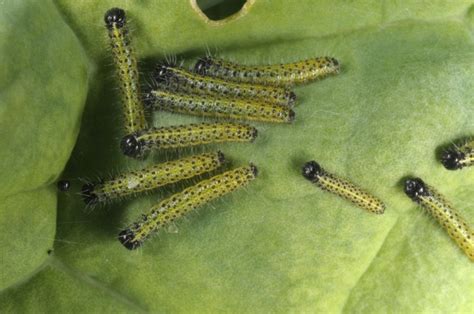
120 134 144 158
142 89 156 109
193 57 213 75
404 178 429 201
441 149 464 170
57 180 71 192
302 161 323 181
153 63 174 84
81 183 98 205
104 8 126 29
118 229 141 250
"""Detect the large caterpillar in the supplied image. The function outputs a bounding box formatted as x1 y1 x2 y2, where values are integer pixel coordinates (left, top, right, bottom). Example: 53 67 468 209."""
121 122 258 158
145 89 295 123
118 164 258 249
302 161 385 214
404 177 474 261
104 8 148 134
194 56 340 86
153 63 296 107
441 138 474 170
81 151 225 205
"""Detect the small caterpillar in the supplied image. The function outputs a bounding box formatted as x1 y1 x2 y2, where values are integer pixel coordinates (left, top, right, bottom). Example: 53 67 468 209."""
145 89 295 123
104 8 148 134
118 164 258 249
404 177 474 261
194 56 340 86
121 122 257 158
81 151 225 205
441 138 474 170
153 63 296 107
302 161 385 214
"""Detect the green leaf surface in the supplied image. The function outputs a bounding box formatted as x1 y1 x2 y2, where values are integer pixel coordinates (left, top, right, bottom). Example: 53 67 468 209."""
1 0 473 312
0 0 89 291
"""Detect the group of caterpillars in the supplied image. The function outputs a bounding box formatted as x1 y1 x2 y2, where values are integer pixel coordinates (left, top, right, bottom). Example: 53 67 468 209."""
299 135 474 262
59 8 474 261
63 7 340 250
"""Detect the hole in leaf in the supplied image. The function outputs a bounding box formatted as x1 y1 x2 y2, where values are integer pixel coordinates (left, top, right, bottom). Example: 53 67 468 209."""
196 0 247 21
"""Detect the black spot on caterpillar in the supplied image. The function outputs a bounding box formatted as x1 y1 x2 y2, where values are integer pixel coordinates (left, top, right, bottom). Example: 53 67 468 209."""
194 56 340 86
302 161 385 214
120 122 258 158
118 164 258 249
404 177 474 261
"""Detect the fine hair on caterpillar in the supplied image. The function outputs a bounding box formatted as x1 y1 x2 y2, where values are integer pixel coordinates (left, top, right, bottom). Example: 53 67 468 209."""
302 161 385 214
404 177 474 261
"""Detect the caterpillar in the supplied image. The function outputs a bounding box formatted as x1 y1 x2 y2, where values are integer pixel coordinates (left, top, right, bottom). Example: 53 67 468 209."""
104 8 148 134
81 151 225 205
302 161 385 214
145 89 295 123
118 164 258 249
404 177 474 261
121 122 258 158
441 138 474 170
153 63 296 107
194 56 340 86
